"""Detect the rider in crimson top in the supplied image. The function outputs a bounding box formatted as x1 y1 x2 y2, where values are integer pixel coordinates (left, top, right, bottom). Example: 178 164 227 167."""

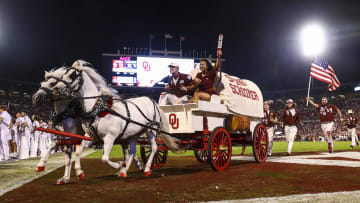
307 96 343 153
187 50 222 103
158 62 193 105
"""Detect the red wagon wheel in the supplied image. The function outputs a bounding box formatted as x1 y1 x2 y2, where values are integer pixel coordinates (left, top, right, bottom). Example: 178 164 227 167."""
207 127 232 171
194 149 208 163
140 144 168 169
252 123 269 163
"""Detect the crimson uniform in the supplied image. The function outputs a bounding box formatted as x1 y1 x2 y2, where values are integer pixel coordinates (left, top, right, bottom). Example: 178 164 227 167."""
263 110 276 156
159 73 192 105
168 73 192 97
345 115 358 147
281 108 301 154
196 70 217 95
317 104 338 153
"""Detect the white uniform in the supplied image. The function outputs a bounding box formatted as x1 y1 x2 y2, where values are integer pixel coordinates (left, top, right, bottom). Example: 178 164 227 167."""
18 116 30 159
0 111 11 160
23 116 32 153
14 117 22 156
39 122 49 157
30 120 40 157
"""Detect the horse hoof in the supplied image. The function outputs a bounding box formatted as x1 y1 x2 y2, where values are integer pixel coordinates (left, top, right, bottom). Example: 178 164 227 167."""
36 166 45 172
144 171 152 177
118 172 127 178
77 172 85 181
56 180 67 185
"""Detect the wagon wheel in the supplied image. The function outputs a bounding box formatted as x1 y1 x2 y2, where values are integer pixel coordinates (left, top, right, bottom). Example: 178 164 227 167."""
252 123 269 163
140 144 168 169
194 149 208 163
207 127 232 171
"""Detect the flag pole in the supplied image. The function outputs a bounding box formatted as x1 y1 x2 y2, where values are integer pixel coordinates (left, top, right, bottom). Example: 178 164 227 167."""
164 32 167 56
179 36 182 57
306 75 312 106
306 56 313 107
149 34 152 53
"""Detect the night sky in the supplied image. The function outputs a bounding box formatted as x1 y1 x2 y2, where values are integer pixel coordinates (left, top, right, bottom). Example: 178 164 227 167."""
1 0 360 91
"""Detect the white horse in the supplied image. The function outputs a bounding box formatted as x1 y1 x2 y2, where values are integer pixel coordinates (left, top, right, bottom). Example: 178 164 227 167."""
33 67 144 184
33 67 88 184
51 60 178 177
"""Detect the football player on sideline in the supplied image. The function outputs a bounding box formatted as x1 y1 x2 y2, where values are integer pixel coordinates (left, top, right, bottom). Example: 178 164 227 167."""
306 96 343 153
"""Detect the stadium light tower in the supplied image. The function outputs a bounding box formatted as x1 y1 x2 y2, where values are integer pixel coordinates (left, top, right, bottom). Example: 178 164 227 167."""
301 23 326 106
300 24 326 56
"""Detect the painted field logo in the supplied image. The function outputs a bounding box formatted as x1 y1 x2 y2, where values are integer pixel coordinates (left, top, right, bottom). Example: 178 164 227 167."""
169 113 179 129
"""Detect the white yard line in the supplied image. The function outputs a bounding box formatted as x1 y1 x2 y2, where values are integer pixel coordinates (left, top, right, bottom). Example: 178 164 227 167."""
0 148 96 197
232 151 360 167
204 190 360 203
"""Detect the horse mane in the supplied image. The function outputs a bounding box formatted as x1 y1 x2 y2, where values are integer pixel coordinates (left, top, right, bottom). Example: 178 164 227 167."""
45 67 67 80
72 60 118 97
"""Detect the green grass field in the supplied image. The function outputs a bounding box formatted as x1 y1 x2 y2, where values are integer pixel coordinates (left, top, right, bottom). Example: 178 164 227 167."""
85 141 358 159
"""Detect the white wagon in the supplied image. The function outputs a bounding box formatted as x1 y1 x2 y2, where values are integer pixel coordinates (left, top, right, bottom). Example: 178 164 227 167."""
140 73 269 171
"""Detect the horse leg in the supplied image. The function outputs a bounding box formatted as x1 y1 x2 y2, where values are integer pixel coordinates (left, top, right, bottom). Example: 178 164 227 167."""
144 131 157 176
36 140 57 172
114 143 129 177
118 138 139 177
133 153 144 172
102 135 122 169
74 140 87 181
57 146 72 185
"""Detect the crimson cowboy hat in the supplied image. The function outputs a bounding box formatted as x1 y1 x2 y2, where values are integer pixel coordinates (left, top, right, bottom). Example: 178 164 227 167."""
168 62 179 68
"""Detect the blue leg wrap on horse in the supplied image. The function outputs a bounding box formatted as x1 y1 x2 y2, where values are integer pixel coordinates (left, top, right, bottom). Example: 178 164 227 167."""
129 139 137 155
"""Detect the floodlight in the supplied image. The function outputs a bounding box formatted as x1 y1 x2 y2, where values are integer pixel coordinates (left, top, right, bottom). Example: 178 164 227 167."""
301 24 326 56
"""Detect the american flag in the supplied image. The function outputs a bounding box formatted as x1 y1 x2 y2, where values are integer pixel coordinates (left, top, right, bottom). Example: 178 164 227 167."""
310 56 340 91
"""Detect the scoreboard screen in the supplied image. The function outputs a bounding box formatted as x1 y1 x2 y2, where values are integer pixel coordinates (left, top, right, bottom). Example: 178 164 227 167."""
111 56 194 87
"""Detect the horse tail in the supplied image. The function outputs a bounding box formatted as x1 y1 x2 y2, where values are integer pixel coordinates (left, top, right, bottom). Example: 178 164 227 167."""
157 105 179 151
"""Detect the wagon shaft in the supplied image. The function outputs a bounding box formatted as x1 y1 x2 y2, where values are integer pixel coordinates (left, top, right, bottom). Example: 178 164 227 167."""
36 127 92 141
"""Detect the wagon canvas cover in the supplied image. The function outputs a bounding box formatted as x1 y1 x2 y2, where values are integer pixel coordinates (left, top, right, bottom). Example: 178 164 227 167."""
218 73 264 118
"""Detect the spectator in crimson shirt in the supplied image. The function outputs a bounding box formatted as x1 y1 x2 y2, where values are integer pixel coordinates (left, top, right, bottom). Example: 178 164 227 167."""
158 62 193 105
187 50 222 103
306 96 343 153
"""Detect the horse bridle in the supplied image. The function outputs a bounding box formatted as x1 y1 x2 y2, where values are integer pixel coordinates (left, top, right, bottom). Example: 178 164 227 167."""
40 67 84 99
57 67 84 96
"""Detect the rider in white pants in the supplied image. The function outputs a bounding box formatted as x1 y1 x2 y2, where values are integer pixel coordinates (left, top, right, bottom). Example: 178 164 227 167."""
281 99 303 156
344 109 359 148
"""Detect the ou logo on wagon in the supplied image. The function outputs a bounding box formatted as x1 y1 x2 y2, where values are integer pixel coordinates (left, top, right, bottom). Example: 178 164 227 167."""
169 113 179 129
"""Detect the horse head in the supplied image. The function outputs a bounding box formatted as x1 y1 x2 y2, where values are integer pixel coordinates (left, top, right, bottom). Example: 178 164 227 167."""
32 67 68 105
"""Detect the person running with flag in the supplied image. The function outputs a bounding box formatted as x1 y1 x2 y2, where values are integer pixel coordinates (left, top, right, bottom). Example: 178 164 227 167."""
306 96 343 153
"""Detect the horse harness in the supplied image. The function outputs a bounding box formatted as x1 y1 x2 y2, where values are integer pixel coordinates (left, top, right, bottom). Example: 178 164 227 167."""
44 65 167 142
80 96 163 139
